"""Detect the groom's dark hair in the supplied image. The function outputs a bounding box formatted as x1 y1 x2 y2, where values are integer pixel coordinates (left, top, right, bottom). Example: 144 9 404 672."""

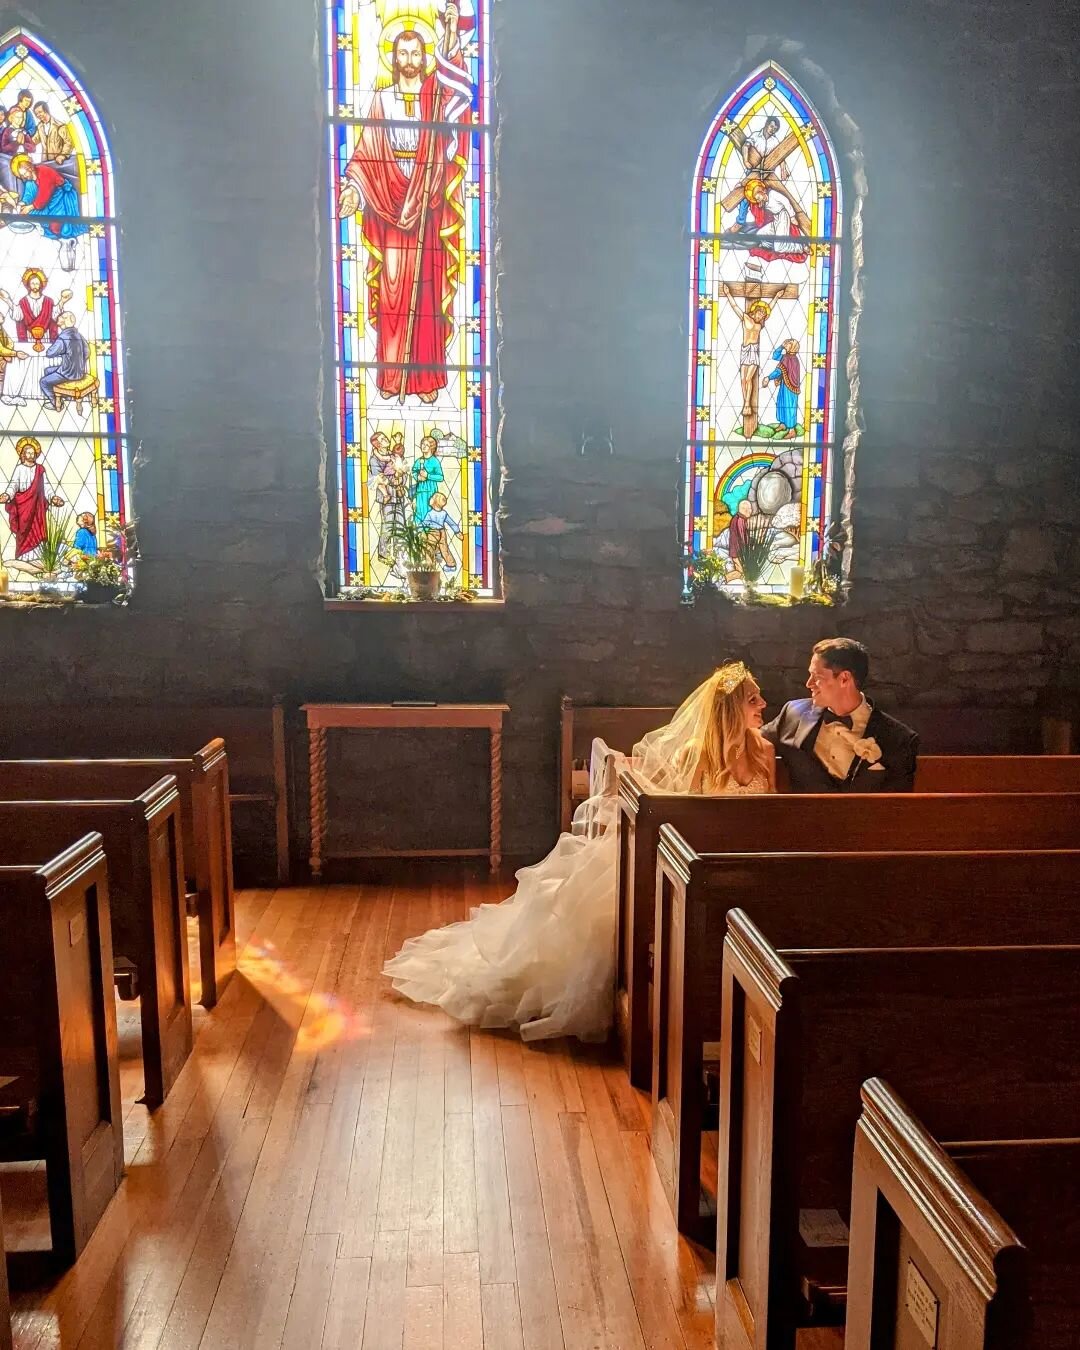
813 637 869 689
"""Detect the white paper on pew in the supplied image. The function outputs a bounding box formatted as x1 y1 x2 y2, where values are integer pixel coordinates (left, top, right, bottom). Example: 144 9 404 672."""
904 1258 940 1346
798 1208 850 1249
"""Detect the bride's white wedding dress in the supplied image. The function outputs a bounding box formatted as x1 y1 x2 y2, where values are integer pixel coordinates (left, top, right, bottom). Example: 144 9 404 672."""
383 680 771 1042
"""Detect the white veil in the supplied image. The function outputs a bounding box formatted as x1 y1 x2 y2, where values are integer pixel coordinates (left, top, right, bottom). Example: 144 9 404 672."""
576 664 744 836
385 664 750 1042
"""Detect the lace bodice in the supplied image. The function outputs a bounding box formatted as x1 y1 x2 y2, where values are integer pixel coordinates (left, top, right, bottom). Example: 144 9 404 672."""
702 770 771 796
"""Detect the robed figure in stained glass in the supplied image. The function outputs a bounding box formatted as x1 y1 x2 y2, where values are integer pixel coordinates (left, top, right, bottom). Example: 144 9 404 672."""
0 435 63 561
338 3 470 404
685 63 847 598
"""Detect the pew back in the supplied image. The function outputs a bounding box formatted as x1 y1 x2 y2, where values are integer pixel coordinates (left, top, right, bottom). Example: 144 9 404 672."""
915 754 1080 793
0 700 288 884
0 835 123 1263
0 749 236 1008
0 782 192 1108
846 1079 1079 1350
0 1185 9 1350
715 915 1080 1350
615 779 1080 1087
651 838 1080 1237
615 783 1080 1085
558 698 676 832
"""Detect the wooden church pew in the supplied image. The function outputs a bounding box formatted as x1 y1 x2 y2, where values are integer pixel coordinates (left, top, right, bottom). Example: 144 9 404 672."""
0 781 192 1109
652 840 1080 1239
615 778 1080 1088
0 835 124 1266
3 700 289 885
846 1078 1080 1350
558 694 1062 837
557 697 676 832
0 748 235 1008
0 1183 10 1350
713 914 1080 1350
914 754 1080 792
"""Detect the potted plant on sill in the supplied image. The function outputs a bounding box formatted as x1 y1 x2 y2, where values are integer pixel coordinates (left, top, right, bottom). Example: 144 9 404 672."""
388 518 442 601
731 515 777 599
69 551 126 604
38 508 73 587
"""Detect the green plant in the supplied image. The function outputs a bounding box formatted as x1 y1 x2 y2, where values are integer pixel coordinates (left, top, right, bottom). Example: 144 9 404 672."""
388 517 438 571
687 551 727 593
39 508 73 575
69 551 123 587
731 515 777 587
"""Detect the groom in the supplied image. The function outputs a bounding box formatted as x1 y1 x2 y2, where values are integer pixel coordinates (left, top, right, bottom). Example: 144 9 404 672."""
763 637 919 792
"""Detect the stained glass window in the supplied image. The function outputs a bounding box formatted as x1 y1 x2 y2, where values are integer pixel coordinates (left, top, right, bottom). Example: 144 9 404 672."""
325 0 496 598
0 30 129 595
686 62 846 600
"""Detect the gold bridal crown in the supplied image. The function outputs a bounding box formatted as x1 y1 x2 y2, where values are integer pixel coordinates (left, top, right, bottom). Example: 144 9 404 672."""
715 661 750 695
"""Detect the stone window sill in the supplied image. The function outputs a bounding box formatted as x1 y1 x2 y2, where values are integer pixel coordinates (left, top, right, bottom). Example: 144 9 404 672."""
324 598 505 614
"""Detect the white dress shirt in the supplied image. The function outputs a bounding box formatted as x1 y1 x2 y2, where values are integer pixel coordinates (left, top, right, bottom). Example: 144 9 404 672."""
814 696 871 780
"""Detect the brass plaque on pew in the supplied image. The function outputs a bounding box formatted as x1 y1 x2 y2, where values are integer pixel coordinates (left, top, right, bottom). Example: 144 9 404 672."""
904 1258 939 1347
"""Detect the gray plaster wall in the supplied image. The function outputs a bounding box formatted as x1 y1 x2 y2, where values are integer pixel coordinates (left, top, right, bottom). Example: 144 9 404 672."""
2 0 1079 858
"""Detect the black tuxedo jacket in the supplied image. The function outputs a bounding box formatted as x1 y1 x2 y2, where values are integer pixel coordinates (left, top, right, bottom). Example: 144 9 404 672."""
762 697 919 793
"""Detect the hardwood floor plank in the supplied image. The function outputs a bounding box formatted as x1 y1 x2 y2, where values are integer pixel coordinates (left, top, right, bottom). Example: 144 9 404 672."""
443 1110 478 1256
521 1046 646 1350
307 887 391 1238
281 1232 338 1349
444 1023 473 1114
500 1105 565 1350
198 1100 331 1348
320 1257 371 1350
495 1036 527 1107
334 974 396 1260
443 1251 483 1350
155 1117 271 1350
572 1050 704 1349
360 1229 409 1350
480 1284 525 1350
407 1013 446 1286
469 1033 516 1286
621 1129 715 1324
403 1285 443 1350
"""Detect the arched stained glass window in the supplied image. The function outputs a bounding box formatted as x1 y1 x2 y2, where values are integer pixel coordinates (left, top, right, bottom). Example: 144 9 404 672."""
325 0 496 598
686 62 846 600
0 30 128 595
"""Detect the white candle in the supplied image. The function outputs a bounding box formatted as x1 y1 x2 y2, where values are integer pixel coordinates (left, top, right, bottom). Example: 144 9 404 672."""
789 565 805 599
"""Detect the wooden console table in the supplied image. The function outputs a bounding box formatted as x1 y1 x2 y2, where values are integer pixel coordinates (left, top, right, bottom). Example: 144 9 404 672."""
302 703 509 877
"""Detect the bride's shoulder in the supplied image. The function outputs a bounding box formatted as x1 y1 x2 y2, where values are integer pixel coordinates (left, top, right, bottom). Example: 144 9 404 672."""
755 732 776 760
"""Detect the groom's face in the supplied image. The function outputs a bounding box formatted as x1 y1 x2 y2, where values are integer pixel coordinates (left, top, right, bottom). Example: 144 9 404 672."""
806 654 850 711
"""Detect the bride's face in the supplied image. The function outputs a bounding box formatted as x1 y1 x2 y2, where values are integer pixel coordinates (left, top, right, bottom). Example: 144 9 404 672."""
742 681 767 731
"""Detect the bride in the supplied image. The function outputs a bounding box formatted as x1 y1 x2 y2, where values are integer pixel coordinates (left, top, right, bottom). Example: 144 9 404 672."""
383 662 775 1041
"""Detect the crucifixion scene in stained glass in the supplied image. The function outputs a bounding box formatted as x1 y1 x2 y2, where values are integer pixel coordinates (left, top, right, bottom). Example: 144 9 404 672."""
0 30 128 594
685 62 844 599
326 0 495 597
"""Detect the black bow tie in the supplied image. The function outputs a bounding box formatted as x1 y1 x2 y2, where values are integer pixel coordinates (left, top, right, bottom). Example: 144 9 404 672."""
822 709 854 731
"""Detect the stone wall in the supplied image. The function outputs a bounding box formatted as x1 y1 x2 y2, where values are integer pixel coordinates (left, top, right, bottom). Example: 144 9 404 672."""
2 0 1078 860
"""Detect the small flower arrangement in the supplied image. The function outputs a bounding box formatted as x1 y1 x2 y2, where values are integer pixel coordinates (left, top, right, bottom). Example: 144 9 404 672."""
68 549 126 603
68 551 123 587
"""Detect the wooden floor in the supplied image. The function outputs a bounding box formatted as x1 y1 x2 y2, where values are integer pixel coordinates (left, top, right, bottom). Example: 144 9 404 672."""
3 870 842 1349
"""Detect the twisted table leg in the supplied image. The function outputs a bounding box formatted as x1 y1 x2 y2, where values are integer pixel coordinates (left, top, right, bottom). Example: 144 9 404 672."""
489 725 503 873
309 727 328 879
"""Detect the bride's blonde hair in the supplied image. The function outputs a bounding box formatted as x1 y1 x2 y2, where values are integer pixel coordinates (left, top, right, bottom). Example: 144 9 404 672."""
688 661 770 791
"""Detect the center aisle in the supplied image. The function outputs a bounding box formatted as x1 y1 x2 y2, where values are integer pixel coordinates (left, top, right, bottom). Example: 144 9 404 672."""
6 867 839 1349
